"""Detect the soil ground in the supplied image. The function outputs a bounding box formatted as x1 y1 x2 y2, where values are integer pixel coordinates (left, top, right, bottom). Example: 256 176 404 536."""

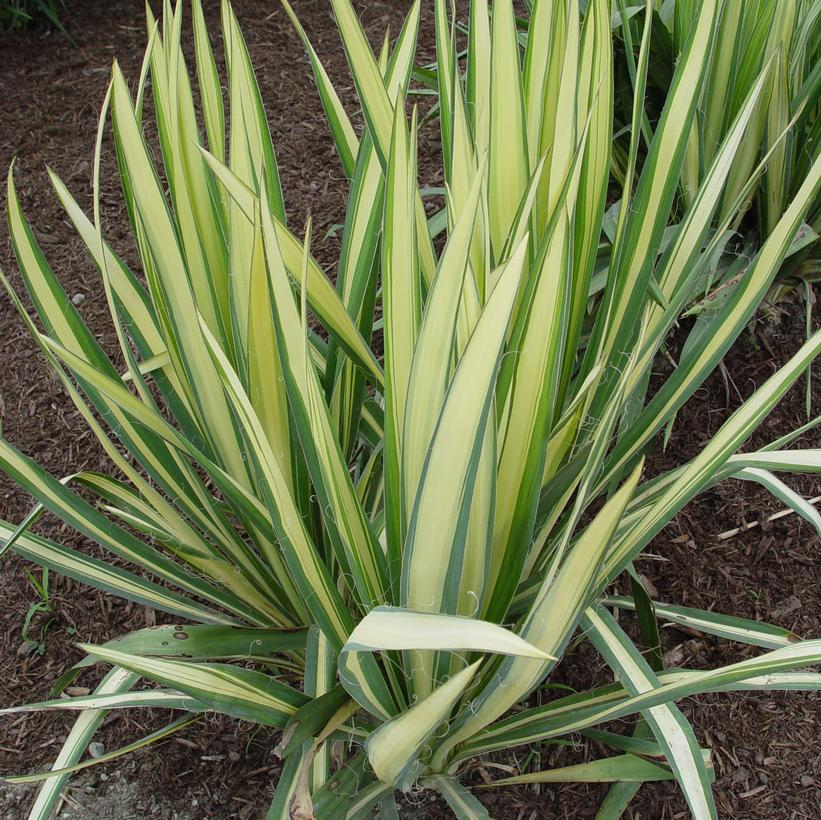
0 1 818 818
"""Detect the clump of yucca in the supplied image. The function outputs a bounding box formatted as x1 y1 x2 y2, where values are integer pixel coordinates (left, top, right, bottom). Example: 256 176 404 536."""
1 1 819 817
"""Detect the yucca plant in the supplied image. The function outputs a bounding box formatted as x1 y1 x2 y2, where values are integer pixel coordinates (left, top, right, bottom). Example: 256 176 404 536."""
627 0 820 300
490 1 820 298
2 1 820 817
671 0 819 231
664 0 821 312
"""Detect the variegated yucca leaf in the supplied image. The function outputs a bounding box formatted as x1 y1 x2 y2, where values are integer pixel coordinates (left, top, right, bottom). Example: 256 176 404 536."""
1 1 818 817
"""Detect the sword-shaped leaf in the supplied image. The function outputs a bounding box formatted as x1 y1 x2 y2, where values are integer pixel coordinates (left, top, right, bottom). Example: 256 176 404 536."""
80 644 307 728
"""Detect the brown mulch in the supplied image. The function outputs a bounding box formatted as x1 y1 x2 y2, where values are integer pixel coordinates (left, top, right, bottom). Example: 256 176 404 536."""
0 1 818 818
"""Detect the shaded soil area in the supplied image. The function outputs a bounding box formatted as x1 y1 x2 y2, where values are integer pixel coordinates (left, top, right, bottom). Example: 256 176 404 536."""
0 1 818 818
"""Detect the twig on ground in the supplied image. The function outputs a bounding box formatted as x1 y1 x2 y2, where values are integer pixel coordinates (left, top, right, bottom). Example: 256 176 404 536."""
717 496 821 540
